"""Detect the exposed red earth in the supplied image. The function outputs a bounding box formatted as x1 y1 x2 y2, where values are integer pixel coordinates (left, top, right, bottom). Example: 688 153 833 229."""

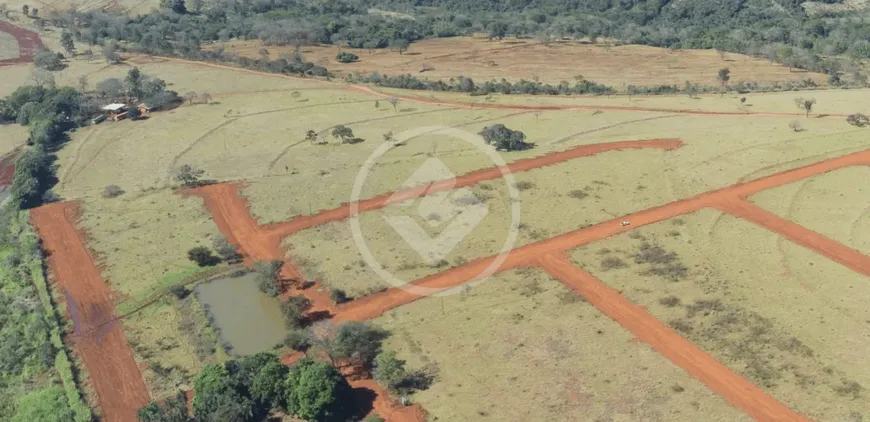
30 202 150 422
0 20 45 66
192 143 870 421
0 148 19 189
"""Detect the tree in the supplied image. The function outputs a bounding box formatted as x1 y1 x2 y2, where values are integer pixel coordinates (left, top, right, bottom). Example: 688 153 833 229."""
97 78 123 99
188 0 203 13
487 21 509 40
254 260 283 297
102 41 121 64
192 364 253 422
373 350 407 392
683 81 697 98
386 96 398 111
137 391 190 422
102 185 124 198
125 67 143 99
281 296 312 329
285 359 352 422
213 236 241 263
329 288 349 304
330 125 354 143
201 92 212 104
60 31 76 56
389 39 409 55
183 91 198 105
717 68 730 96
285 329 313 354
187 246 220 266
250 360 289 410
478 124 534 151
173 164 204 187
21 4 27 16
30 69 55 88
305 130 319 145
336 52 359 63
331 322 389 368
30 7 36 16
794 97 816 117
788 120 803 132
34 50 64 71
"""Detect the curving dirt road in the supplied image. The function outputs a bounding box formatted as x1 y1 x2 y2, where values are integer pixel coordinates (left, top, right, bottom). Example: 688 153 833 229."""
0 20 45 66
31 202 150 422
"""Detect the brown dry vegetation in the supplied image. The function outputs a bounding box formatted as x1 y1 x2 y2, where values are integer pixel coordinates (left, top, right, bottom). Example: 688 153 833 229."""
208 36 828 87
569 210 870 421
373 268 753 422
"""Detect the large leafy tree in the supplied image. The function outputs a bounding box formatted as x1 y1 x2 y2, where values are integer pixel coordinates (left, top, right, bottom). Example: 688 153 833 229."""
478 124 534 151
286 359 352 422
331 322 389 368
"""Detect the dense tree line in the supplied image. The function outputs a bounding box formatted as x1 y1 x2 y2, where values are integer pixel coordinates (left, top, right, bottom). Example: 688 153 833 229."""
46 0 870 81
347 72 615 95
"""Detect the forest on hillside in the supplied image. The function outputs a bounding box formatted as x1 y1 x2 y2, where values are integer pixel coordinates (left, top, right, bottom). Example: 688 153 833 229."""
46 0 870 80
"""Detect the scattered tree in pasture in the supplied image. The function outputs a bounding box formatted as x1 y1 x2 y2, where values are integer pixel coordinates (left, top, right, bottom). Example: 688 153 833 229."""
717 68 730 96
102 41 121 64
60 31 76 56
125 67 143 99
389 38 409 55
200 92 212 104
305 130 321 145
97 78 123 99
173 164 205 187
331 124 355 143
479 124 534 151
102 185 124 198
386 96 398 111
331 321 389 368
187 246 220 266
77 75 88 93
183 91 198 104
788 120 803 132
336 51 359 63
794 97 816 117
29 69 55 88
21 4 27 15
34 50 64 71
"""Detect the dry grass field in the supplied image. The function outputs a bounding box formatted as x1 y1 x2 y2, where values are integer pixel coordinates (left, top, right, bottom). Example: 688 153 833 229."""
2 44 870 410
568 209 870 421
749 166 870 256
209 36 828 87
373 268 753 422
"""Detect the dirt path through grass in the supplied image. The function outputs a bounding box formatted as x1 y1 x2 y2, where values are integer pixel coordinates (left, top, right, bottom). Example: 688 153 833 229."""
31 202 149 422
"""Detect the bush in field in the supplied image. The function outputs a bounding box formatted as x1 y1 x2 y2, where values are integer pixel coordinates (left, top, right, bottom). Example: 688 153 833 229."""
329 288 350 304
281 296 312 329
847 113 870 127
187 246 220 266
213 236 241 263
34 50 64 71
336 51 359 63
102 185 125 198
478 124 534 151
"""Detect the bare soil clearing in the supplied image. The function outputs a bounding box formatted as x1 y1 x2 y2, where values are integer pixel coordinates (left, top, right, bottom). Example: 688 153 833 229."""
211 37 827 87
374 268 753 422
0 19 44 66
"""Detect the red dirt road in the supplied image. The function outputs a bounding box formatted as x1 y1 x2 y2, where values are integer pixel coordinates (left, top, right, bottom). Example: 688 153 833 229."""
189 143 870 421
0 20 45 66
31 202 150 422
263 138 683 238
537 253 808 422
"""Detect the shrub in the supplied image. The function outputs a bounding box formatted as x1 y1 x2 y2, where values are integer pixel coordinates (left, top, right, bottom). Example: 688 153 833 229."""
102 185 124 198
330 288 350 304
34 50 64 71
187 246 220 267
336 51 359 63
254 260 283 297
168 284 188 299
847 113 870 127
568 189 588 199
281 296 312 329
600 256 628 270
513 181 535 191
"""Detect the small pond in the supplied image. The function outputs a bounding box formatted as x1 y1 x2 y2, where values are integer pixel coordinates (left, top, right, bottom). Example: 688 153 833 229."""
195 272 287 356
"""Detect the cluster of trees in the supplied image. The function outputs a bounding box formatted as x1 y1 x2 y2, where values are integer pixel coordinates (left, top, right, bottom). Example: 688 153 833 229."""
138 320 417 422
138 352 356 422
186 236 242 267
43 0 870 81
347 72 615 96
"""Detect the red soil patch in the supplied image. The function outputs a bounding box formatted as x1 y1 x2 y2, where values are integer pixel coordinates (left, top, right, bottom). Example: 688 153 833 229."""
30 202 150 422
0 20 45 66
0 147 19 188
